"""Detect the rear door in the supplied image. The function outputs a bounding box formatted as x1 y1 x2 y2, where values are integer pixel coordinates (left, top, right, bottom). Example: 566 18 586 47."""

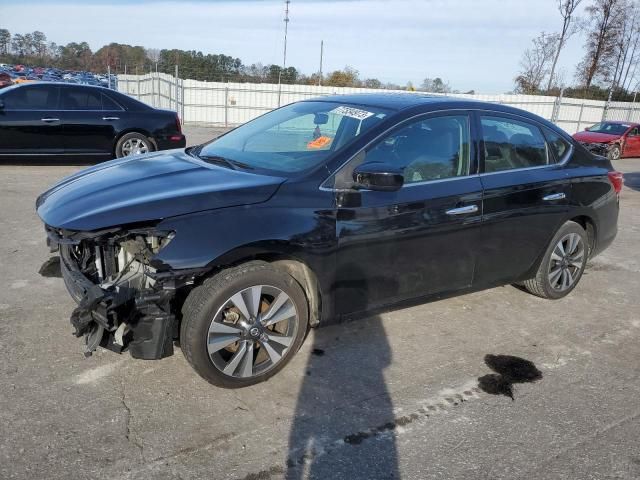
0 84 63 155
59 86 122 155
475 113 572 286
334 112 483 314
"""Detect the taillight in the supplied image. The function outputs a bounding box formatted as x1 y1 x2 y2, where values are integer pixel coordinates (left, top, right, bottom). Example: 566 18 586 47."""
608 171 623 193
175 114 182 134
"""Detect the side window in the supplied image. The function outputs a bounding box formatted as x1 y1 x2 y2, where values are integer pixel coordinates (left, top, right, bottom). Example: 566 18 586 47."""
364 115 471 184
542 126 570 162
61 88 103 110
2 86 58 110
101 93 123 111
481 116 549 173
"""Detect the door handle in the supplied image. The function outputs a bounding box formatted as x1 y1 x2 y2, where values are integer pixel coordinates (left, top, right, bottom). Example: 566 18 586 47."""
542 193 566 201
445 205 479 215
41 117 60 123
102 116 120 121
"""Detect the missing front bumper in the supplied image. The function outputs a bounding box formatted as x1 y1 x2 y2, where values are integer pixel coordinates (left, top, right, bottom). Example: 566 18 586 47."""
60 245 177 360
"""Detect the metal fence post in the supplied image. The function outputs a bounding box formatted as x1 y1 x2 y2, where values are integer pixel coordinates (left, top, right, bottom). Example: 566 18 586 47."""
174 65 179 113
551 88 564 123
602 90 613 121
224 86 229 127
577 102 585 132
181 79 185 124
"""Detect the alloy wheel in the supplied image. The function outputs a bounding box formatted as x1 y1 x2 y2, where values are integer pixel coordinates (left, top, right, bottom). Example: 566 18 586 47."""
548 233 585 292
207 285 298 378
121 138 149 156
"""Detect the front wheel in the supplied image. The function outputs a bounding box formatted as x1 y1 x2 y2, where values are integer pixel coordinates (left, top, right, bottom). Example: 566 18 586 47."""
522 221 588 299
180 262 309 388
608 144 621 160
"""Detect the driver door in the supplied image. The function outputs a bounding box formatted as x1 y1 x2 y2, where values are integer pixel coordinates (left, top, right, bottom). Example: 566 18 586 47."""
333 112 484 315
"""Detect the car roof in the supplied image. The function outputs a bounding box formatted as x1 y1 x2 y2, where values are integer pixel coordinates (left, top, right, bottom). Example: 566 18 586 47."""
306 92 461 110
305 92 558 128
601 120 639 126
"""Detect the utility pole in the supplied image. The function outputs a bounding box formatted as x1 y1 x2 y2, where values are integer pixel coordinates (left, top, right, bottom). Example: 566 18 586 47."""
277 0 290 107
318 40 323 86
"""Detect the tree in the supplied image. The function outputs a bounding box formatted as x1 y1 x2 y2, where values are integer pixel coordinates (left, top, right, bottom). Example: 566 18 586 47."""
420 77 451 93
362 78 382 88
0 29 10 55
325 66 360 87
515 32 559 93
547 0 584 91
32 31 47 58
576 0 626 88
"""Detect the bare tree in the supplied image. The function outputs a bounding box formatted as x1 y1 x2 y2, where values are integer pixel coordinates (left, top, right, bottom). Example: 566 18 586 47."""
145 48 160 64
547 0 584 91
576 0 626 88
515 32 559 93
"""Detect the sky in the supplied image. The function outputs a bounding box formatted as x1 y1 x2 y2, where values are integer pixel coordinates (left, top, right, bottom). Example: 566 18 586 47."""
0 0 589 93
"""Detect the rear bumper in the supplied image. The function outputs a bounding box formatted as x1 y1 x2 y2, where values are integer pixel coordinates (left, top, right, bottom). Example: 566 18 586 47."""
155 134 186 151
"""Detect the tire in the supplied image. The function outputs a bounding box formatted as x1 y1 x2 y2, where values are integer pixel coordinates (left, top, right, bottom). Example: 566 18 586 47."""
522 221 588 299
608 144 621 160
115 132 153 158
180 262 309 388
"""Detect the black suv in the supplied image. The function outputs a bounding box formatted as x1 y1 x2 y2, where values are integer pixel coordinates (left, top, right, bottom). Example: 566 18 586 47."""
37 94 621 388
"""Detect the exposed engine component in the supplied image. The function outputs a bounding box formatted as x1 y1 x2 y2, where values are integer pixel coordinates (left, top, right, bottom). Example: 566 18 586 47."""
47 226 202 360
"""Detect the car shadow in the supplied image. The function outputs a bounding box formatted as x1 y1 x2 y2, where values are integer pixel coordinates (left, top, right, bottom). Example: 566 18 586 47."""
38 256 61 278
0 158 101 166
285 264 399 479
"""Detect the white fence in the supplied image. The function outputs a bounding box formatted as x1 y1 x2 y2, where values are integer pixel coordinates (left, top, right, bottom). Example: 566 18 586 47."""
117 72 640 134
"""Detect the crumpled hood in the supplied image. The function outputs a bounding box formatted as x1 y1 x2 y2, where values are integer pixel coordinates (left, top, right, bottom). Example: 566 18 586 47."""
573 131 620 143
36 149 286 231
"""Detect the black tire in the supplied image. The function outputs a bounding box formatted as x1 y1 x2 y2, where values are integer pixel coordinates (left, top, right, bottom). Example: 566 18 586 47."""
115 132 154 158
608 144 621 161
522 221 588 299
180 262 309 388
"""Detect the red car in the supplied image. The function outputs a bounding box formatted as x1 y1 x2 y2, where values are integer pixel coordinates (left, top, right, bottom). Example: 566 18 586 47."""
573 121 640 160
0 72 12 89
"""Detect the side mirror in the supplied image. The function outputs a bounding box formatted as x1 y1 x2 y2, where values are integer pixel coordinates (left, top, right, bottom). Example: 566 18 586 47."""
353 162 404 192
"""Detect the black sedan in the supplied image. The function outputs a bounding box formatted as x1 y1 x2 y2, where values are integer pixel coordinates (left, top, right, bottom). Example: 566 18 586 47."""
0 82 185 160
36 94 621 388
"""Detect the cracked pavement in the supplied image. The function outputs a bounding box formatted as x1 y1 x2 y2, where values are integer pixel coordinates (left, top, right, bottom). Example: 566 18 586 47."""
0 129 639 479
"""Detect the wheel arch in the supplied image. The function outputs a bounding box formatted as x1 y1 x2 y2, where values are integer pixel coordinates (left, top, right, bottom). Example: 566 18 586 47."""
569 214 596 256
198 244 325 328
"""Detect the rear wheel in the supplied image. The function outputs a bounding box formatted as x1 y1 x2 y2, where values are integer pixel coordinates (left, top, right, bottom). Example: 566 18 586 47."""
115 132 153 158
180 262 309 388
522 221 588 299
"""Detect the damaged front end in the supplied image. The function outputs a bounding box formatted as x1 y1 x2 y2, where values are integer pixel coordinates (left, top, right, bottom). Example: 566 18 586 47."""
46 225 203 360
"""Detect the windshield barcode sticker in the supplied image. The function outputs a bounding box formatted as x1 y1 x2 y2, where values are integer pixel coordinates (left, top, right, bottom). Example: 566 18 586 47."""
330 106 375 121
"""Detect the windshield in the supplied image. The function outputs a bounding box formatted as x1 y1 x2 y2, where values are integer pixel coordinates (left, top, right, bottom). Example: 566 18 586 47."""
196 101 390 174
586 122 630 135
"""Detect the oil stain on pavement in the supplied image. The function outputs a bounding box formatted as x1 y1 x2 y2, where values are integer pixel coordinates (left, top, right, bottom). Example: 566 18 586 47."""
477 354 542 400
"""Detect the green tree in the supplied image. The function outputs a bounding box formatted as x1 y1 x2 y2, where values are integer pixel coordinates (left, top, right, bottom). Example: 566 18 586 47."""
0 29 10 55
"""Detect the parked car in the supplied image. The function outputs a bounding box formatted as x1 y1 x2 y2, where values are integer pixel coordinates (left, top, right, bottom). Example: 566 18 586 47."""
0 82 185 160
0 72 12 89
572 121 640 160
36 94 621 388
